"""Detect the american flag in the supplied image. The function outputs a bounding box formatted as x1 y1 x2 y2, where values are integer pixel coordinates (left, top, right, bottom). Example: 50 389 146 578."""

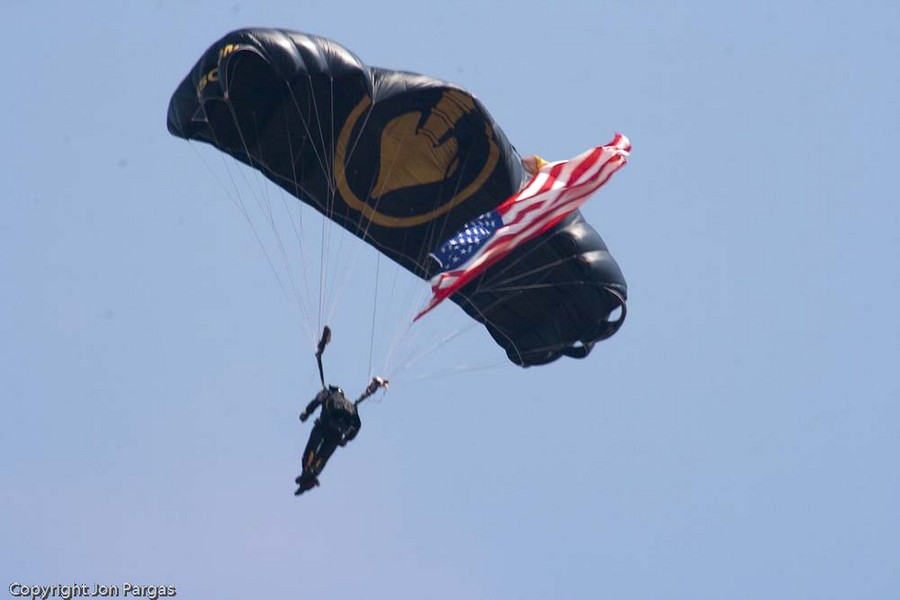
414 133 631 321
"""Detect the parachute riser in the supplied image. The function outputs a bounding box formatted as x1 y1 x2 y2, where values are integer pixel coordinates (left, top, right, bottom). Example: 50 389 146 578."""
315 325 332 388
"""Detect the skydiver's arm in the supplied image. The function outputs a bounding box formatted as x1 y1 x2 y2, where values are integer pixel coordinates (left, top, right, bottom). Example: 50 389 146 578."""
355 376 389 406
300 390 328 422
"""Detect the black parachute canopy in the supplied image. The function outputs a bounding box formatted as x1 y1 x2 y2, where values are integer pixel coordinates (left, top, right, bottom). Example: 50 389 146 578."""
167 28 627 366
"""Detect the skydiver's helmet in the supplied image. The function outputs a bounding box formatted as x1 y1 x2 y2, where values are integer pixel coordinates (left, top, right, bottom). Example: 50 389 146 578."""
328 384 344 397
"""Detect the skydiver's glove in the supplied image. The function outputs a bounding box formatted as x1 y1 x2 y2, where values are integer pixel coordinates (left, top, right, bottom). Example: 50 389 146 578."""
339 437 348 447
364 376 389 397
299 410 309 422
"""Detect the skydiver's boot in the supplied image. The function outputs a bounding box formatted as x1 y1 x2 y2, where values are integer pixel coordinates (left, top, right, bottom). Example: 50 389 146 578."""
295 472 321 485
294 473 320 495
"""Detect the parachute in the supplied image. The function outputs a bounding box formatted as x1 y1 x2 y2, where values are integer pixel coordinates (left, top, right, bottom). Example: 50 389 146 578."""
167 28 628 366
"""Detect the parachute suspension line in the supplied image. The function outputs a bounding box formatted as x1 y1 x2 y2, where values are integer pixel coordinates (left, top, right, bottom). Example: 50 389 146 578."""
219 103 270 208
395 284 598 380
187 140 244 212
315 76 342 335
386 320 477 378
329 77 336 190
221 98 314 340
485 256 573 287
415 144 480 276
311 111 402 376
468 224 561 294
384 320 513 385
382 189 479 376
375 145 488 378
378 252 513 382
285 75 376 345
326 76 341 327
457 288 530 366
475 257 580 294
368 253 381 377
392 358 508 384
329 109 381 328
321 104 419 371
319 207 328 334
358 122 436 378
353 112 401 239
382 309 418 379
435 146 479 244
387 273 440 371
372 247 420 378
481 280 590 294
286 83 331 187
199 114 308 330
284 79 333 336
281 99 317 347
461 284 600 365
188 141 277 273
250 114 312 326
377 143 477 377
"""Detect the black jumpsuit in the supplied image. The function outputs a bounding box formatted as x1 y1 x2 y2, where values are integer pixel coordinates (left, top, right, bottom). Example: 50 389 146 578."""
300 388 361 478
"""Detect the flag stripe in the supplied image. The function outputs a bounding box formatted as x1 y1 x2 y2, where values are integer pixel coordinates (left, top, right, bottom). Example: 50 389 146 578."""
431 165 621 293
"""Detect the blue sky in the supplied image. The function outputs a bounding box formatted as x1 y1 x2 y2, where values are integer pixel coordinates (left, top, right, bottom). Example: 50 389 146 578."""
2 1 898 598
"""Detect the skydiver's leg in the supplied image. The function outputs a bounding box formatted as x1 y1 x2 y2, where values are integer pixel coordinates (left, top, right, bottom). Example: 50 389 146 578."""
295 431 340 494
296 425 326 494
301 421 326 474
312 433 341 475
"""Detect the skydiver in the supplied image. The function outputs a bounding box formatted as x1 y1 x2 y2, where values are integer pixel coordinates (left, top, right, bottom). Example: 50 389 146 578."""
294 326 388 496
